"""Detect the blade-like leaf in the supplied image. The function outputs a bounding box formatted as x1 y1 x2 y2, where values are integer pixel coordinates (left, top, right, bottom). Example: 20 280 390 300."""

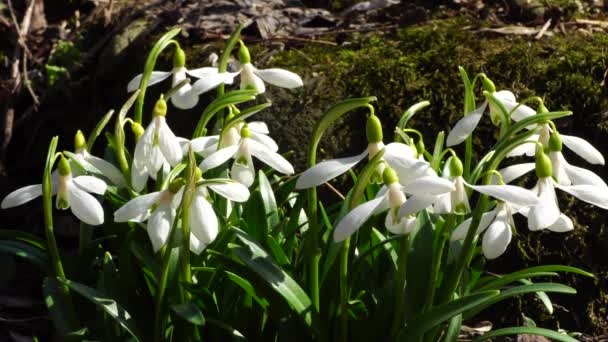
0 240 48 269
405 210 435 318
58 278 141 342
171 303 205 326
87 109 115 151
475 264 593 291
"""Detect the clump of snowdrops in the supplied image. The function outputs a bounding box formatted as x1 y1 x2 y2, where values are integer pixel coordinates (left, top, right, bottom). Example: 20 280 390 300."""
2 26 604 342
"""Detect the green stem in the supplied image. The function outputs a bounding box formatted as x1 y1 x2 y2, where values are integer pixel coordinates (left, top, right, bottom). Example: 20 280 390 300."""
423 214 455 312
306 187 321 312
154 244 173 342
390 235 410 340
78 222 91 255
338 237 351 342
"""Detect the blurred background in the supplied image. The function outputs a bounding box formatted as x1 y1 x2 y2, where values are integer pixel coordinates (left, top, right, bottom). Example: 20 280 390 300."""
1 0 607 340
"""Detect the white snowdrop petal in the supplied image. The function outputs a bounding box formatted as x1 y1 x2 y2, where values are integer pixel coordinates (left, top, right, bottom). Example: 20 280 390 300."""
494 90 516 103
466 183 538 207
231 160 255 187
85 155 126 188
528 178 560 231
433 192 452 214
450 210 497 241
546 214 574 232
147 202 174 252
208 182 250 202
446 102 487 147
247 139 294 175
499 163 535 184
295 150 367 189
189 234 206 255
248 121 269 134
556 184 608 210
190 191 219 247
333 197 384 242
384 142 416 162
114 191 162 222
192 72 239 94
157 120 183 166
506 141 537 158
68 183 104 225
564 163 608 188
188 136 219 155
398 195 437 217
393 159 437 186
171 86 199 110
240 64 266 94
186 67 219 79
72 176 107 195
482 219 512 260
403 176 456 196
1 184 43 208
200 145 239 171
561 134 605 165
127 71 172 92
254 68 303 89
131 122 156 192
250 131 279 152
385 214 416 236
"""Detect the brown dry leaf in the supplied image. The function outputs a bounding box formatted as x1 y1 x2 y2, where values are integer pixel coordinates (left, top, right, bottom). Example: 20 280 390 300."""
478 25 554 36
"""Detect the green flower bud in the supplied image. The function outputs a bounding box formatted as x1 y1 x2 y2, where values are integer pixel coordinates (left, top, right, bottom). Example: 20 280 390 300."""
131 122 145 141
194 167 202 181
382 166 399 185
153 96 167 117
481 75 496 93
240 124 251 138
238 41 251 64
366 114 383 143
449 156 463 177
537 102 549 114
415 139 425 157
548 131 562 152
58 155 71 176
173 47 186 68
168 178 185 193
535 148 553 178
74 130 87 150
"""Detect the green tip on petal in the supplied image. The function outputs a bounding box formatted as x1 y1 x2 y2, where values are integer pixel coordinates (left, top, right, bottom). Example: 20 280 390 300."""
548 131 562 152
58 155 71 176
535 148 553 178
449 156 464 177
173 47 186 68
366 114 383 143
169 178 185 193
131 122 145 140
57 197 69 210
481 75 496 93
240 124 251 138
194 167 202 181
415 138 425 157
383 166 399 185
238 41 251 64
153 96 167 117
74 130 86 150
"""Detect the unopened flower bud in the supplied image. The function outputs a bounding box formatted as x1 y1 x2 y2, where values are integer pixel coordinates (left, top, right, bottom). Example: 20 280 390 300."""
537 102 549 114
535 148 553 178
548 131 562 152
173 47 186 68
238 41 251 64
153 96 167 117
366 114 383 143
449 156 463 177
74 130 87 151
58 155 71 176
481 75 496 93
415 138 425 157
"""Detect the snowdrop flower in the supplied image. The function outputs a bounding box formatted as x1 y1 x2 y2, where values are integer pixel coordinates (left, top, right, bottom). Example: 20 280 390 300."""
1 155 106 225
127 47 220 109
333 167 411 242
451 178 539 259
200 124 294 187
527 148 608 231
131 97 183 192
446 102 488 147
115 171 250 253
296 114 429 190
191 41 303 96
71 130 126 187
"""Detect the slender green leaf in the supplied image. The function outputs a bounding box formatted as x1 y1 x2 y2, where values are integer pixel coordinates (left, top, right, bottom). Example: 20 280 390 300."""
225 271 270 309
476 264 593 292
0 229 47 250
401 290 500 338
472 327 578 342
58 278 141 342
193 89 257 138
475 272 558 291
395 100 430 140
43 277 79 336
87 109 115 151
0 240 48 269
230 228 313 327
405 210 435 318
171 303 205 326
258 170 280 230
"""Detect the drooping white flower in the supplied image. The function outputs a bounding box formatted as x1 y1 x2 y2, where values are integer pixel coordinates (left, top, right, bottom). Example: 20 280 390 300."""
333 167 420 242
131 97 182 192
296 114 431 190
446 102 488 147
1 156 106 225
199 124 294 187
70 130 126 188
190 42 303 96
127 47 224 109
